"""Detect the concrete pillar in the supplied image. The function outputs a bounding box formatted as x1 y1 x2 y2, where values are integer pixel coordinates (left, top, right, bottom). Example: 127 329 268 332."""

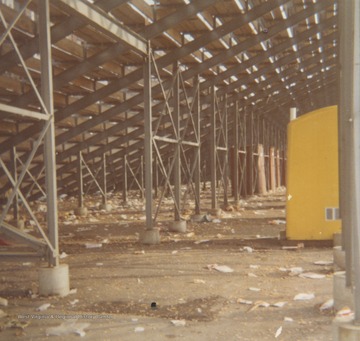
39 264 70 297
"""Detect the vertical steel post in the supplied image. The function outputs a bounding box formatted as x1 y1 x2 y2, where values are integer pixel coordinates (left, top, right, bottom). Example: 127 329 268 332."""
140 155 144 200
210 85 217 209
194 76 201 215
123 155 128 203
102 154 107 206
144 44 153 231
223 95 229 207
154 155 158 199
233 101 239 203
350 0 360 324
173 63 181 221
39 0 59 267
10 147 19 222
77 151 84 208
338 0 355 289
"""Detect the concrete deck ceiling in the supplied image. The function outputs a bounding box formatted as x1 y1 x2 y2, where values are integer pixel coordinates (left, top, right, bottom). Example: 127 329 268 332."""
0 0 338 199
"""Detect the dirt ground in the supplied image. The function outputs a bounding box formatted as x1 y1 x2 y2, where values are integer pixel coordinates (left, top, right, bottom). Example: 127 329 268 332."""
0 188 337 340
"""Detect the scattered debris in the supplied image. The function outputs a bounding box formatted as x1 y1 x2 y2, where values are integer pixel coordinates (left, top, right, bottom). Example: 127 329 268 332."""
242 246 253 253
70 299 79 306
0 309 7 318
193 279 206 284
69 288 78 295
134 326 145 333
299 272 326 279
171 319 186 327
237 298 253 305
212 219 221 223
248 287 261 292
272 302 287 308
335 307 354 322
0 297 8 307
134 250 145 255
36 303 51 311
275 326 283 338
194 239 210 245
22 262 32 266
85 243 102 249
60 252 68 259
314 260 333 266
282 243 304 250
248 273 258 278
171 250 178 255
46 320 90 337
284 317 294 323
320 298 334 311
248 301 270 312
249 265 259 269
96 263 103 266
293 293 315 301
270 219 286 225
206 264 234 273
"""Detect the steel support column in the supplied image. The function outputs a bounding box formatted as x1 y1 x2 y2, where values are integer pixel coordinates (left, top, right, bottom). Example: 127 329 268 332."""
233 101 239 203
194 76 201 215
39 0 59 266
223 95 229 207
123 155 128 203
101 154 107 207
210 85 217 210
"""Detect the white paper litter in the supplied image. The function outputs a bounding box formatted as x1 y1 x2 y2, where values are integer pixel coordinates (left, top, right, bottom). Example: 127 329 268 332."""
293 293 315 301
36 303 51 311
60 252 68 259
275 326 283 338
243 246 253 253
194 239 210 245
171 250 178 255
320 298 334 311
46 320 90 337
249 265 259 269
249 287 261 292
69 288 78 295
314 260 333 266
96 262 103 266
85 243 102 249
272 301 287 308
299 272 326 279
70 299 79 306
0 297 8 307
193 279 206 284
134 326 145 333
207 264 234 273
335 307 354 322
248 273 258 278
22 262 32 266
289 267 304 275
284 317 294 322
254 301 270 308
171 319 186 327
237 298 253 305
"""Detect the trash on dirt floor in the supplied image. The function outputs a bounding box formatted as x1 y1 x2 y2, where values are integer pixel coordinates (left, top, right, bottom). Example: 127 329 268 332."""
249 265 259 269
314 260 333 266
171 319 186 327
194 239 210 245
134 250 145 255
335 307 354 322
272 302 287 308
96 262 103 266
0 297 8 307
270 219 286 225
36 303 51 311
320 298 334 311
242 246 253 253
171 250 178 254
60 252 68 259
293 293 315 301
206 264 234 273
284 317 294 322
85 243 102 249
299 272 326 279
69 288 77 295
248 301 270 312
46 320 90 337
237 298 253 305
70 299 79 306
275 326 283 338
22 262 32 266
134 326 145 333
248 287 261 292
282 243 304 250
193 279 206 284
288 267 304 276
212 219 221 223
248 273 257 277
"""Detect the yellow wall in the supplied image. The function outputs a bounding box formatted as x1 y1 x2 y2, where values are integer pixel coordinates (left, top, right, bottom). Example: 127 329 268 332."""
286 105 341 240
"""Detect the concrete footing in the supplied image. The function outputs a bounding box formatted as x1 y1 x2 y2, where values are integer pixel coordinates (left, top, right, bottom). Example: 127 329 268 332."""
334 246 346 270
209 208 222 217
191 214 205 222
75 206 88 216
334 271 354 310
39 264 70 297
334 232 342 247
169 220 187 233
333 319 360 341
99 203 112 212
140 229 160 244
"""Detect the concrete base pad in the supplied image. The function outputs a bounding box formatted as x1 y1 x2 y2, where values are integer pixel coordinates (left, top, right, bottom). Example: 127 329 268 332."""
100 203 112 212
334 246 346 270
75 206 88 216
334 232 342 247
39 264 70 297
169 220 187 233
191 214 205 222
209 208 222 217
140 229 160 244
334 271 354 310
333 320 360 341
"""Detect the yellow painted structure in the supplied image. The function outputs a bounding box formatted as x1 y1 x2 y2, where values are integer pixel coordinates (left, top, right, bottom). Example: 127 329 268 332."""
286 105 341 240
